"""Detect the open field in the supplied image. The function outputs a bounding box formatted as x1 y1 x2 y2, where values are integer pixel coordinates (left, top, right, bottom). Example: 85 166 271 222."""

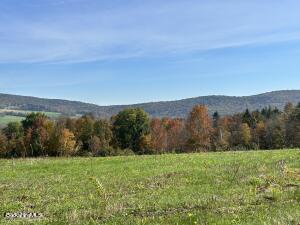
0 150 299 225
0 115 25 126
0 109 61 118
0 110 61 126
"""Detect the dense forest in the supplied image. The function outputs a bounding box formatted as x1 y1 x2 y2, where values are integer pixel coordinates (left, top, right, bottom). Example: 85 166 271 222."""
1 90 300 117
1 101 300 158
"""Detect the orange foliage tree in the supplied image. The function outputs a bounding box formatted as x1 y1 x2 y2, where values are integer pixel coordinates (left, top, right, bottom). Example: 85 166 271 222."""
186 105 212 151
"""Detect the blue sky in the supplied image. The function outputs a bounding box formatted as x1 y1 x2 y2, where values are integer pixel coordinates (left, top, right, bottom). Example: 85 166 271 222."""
1 0 300 105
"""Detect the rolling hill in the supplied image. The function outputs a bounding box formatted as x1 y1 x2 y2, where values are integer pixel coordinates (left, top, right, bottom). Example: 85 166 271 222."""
1 90 300 118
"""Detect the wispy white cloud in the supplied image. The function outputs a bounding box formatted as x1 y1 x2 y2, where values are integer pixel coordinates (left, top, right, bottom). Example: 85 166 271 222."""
1 0 300 64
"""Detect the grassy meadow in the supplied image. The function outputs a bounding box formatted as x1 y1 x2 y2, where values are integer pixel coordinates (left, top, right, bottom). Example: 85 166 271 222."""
0 110 61 126
0 115 25 126
0 150 299 225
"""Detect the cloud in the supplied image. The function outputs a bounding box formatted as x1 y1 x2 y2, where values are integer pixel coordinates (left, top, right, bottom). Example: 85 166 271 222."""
1 0 300 64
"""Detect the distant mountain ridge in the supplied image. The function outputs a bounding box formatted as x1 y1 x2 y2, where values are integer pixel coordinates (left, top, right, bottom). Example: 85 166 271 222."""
1 90 300 118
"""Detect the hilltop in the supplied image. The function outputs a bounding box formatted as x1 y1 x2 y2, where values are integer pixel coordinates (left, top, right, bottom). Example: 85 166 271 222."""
1 90 300 118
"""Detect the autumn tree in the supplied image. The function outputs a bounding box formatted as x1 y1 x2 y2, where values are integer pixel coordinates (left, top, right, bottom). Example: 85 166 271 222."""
228 115 243 148
212 116 231 151
284 102 294 116
3 122 25 157
88 136 102 156
58 128 77 156
56 117 77 133
112 108 150 153
265 115 285 149
0 132 8 157
150 118 167 153
3 122 23 139
186 105 212 151
252 121 266 149
22 113 53 157
164 118 186 152
48 125 77 156
285 107 300 147
75 114 94 151
239 123 251 148
93 119 112 149
64 117 77 133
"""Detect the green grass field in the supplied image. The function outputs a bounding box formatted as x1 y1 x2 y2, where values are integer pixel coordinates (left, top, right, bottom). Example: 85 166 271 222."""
0 150 299 225
0 110 61 126
0 115 25 126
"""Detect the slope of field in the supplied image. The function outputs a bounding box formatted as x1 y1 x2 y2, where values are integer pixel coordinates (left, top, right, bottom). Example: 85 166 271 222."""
1 90 300 117
0 150 299 224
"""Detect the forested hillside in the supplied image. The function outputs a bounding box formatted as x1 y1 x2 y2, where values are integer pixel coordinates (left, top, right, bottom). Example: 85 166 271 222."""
1 90 300 117
1 101 300 158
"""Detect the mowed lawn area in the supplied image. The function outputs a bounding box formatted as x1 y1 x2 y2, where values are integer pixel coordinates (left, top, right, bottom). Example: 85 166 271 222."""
0 150 299 225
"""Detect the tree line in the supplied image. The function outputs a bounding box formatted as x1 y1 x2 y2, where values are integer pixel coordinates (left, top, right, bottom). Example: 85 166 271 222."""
0 102 300 158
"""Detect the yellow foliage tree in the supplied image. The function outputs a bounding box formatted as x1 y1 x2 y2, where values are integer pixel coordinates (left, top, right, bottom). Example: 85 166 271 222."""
186 105 212 151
